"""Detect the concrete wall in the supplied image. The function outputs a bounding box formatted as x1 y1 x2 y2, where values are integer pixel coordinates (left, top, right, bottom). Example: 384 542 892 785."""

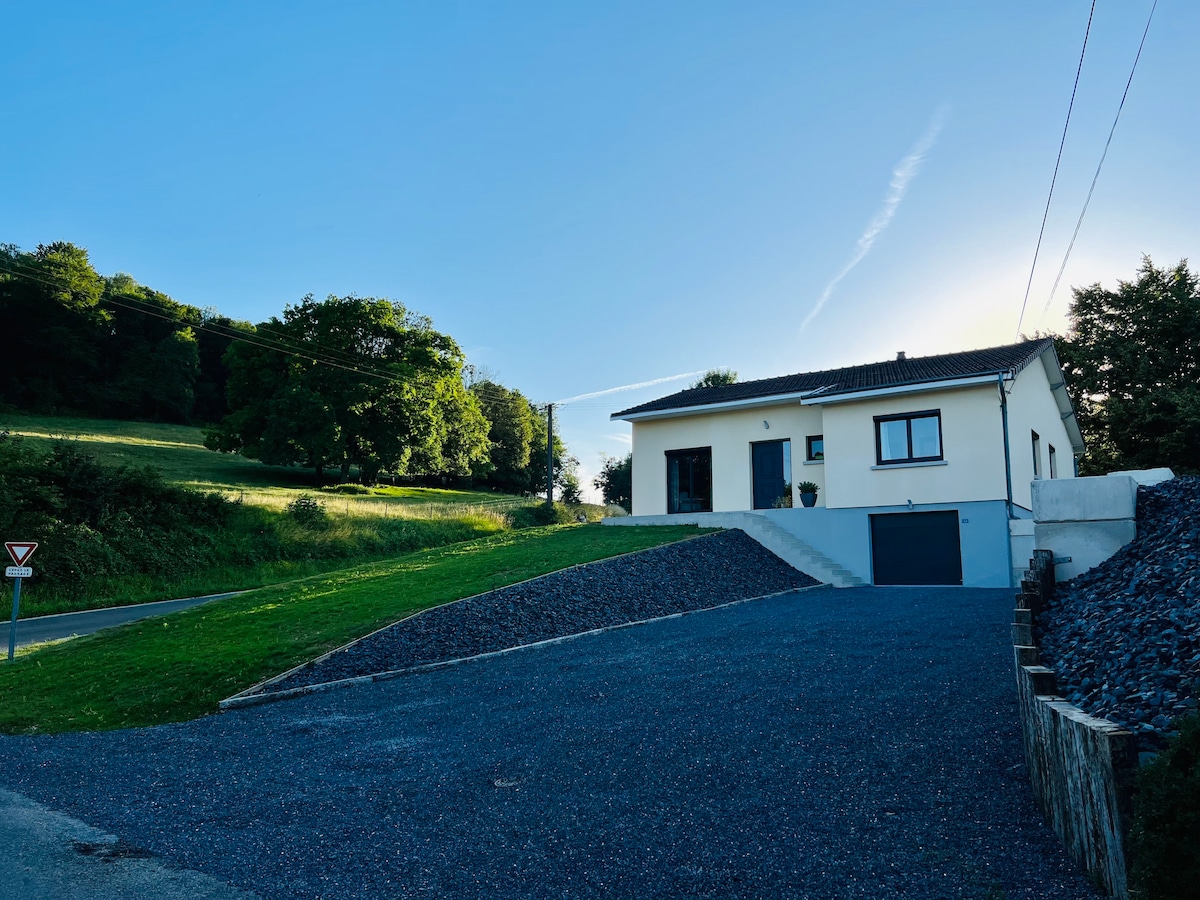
817 383 1009 509
629 403 824 516
609 500 1014 587
1004 353 1079 509
1032 475 1139 581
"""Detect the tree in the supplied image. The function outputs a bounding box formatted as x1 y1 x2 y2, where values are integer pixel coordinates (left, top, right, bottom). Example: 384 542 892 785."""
206 294 490 483
470 380 536 492
594 452 632 512
1056 257 1200 475
0 242 108 413
690 369 737 389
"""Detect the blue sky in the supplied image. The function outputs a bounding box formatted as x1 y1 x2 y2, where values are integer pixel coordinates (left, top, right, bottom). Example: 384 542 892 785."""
4 2 1195 498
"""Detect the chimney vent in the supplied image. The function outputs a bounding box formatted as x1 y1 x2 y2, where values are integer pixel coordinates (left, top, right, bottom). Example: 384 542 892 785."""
896 351 907 361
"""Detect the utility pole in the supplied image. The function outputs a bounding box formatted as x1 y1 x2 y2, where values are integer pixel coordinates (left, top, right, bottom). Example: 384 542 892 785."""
545 403 555 508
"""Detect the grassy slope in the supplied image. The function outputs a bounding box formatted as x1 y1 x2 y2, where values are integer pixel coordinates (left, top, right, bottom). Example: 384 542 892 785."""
1 414 543 616
0 524 705 734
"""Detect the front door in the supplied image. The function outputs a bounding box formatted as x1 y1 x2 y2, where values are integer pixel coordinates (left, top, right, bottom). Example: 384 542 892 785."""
752 440 790 509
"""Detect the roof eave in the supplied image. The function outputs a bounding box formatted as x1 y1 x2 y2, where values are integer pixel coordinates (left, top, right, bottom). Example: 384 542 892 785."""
611 390 816 422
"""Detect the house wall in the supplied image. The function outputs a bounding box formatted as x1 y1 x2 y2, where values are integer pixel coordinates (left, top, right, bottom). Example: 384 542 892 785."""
629 403 825 516
763 500 1012 587
1004 356 1079 511
817 383 1009 509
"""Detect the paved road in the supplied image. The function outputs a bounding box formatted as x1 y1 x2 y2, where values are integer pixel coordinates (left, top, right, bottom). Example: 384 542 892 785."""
3 592 241 649
0 586 1100 899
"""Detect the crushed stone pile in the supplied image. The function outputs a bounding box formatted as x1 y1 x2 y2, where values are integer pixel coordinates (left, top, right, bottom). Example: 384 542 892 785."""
1036 476 1200 753
266 528 819 694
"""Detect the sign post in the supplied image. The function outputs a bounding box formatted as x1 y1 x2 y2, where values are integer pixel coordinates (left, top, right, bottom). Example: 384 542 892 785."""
5 542 37 660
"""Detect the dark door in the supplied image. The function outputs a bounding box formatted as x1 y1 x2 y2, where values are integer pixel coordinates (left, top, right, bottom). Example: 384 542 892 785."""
752 441 786 509
870 511 963 585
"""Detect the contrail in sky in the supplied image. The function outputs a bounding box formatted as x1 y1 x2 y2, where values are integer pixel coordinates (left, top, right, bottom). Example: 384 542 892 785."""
555 370 707 405
799 105 948 333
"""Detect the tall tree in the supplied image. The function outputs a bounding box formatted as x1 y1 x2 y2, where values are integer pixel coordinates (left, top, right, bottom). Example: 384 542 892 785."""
470 380 536 492
0 242 108 412
594 452 632 512
690 369 737 389
1057 257 1200 475
206 294 490 482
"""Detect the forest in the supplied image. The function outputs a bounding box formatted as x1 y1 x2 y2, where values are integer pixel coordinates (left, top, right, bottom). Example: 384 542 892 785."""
0 241 575 495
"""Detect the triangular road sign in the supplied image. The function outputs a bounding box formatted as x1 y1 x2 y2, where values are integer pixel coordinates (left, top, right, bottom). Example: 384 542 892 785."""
5 542 37 566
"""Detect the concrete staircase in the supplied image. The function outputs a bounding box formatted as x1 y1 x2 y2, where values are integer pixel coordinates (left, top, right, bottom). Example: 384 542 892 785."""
733 513 866 588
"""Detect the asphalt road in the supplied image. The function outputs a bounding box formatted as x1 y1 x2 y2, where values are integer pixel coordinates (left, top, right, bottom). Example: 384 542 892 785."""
2 592 241 649
0 586 1100 899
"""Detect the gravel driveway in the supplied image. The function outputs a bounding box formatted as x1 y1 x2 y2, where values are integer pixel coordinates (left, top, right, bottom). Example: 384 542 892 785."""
0 585 1098 899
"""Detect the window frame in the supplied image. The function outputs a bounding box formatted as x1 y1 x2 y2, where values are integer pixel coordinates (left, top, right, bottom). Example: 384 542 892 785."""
873 409 943 466
805 434 824 462
1032 430 1042 480
665 446 713 514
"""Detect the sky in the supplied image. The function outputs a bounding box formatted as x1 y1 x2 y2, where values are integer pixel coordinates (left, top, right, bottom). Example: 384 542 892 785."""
4 1 1196 500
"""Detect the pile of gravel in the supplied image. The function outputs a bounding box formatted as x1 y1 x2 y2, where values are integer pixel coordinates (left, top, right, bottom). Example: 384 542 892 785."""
265 529 818 694
1036 476 1200 753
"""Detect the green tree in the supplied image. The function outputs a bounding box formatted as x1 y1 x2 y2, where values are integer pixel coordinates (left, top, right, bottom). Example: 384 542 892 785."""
1057 258 1200 475
470 380 536 492
594 452 632 512
0 242 108 412
690 369 737 389
206 294 489 483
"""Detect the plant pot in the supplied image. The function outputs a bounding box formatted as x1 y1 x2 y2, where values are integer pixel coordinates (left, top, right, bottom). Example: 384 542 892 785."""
800 492 817 508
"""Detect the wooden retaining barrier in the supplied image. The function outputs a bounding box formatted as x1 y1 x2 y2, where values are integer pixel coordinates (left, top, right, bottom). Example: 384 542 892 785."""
1012 549 1138 899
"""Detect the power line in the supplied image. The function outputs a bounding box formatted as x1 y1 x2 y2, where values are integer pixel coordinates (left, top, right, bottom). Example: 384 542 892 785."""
1014 0 1096 339
1037 0 1158 329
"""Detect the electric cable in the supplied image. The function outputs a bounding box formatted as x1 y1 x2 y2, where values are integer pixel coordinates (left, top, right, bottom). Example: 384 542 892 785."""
1014 0 1096 339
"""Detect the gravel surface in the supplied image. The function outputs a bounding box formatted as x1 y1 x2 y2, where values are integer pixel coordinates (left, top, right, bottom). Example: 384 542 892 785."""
0 585 1098 899
1036 476 1200 754
267 529 818 693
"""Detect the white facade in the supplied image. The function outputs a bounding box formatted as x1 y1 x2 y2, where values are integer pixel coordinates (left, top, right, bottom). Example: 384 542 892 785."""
614 342 1085 588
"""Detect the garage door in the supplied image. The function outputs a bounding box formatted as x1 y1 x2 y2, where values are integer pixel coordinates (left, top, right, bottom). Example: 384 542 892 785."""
870 511 963 585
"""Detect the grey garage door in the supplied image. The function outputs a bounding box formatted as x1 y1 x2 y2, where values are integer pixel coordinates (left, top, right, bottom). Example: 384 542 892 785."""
870 511 963 585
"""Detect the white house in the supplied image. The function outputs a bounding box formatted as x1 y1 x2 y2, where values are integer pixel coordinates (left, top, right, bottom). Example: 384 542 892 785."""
608 338 1085 588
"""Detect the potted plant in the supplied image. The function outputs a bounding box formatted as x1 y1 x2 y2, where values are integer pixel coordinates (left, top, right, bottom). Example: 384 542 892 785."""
796 480 820 508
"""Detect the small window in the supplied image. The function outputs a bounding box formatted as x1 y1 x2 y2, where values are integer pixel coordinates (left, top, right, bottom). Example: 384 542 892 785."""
666 447 712 514
1032 431 1042 479
1049 444 1057 479
874 410 942 465
806 435 824 462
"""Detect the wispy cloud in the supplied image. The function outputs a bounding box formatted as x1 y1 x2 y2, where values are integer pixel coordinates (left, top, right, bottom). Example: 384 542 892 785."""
555 371 707 405
800 105 948 333
605 433 633 445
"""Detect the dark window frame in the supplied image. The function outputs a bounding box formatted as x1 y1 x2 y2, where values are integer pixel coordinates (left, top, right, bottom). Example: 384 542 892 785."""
665 446 713 514
1049 443 1057 479
805 434 824 462
873 409 943 465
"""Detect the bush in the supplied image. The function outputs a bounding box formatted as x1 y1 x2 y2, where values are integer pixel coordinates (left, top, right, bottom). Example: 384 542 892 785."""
323 483 372 495
1129 714 1200 899
286 495 329 529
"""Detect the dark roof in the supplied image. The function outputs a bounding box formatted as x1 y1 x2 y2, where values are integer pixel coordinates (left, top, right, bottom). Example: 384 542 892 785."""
612 338 1055 419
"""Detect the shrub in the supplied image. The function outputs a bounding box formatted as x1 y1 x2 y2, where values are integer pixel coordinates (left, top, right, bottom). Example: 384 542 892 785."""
324 483 372 495
1129 714 1200 899
286 495 329 529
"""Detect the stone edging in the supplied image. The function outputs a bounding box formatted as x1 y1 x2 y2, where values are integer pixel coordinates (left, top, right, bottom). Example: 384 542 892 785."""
1012 549 1137 899
219 584 821 711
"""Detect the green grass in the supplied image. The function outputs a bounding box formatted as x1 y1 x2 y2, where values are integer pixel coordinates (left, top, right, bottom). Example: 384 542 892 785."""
1 413 554 616
0 524 707 734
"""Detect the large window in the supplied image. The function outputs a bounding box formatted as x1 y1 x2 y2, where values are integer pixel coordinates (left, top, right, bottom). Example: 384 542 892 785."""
874 410 942 465
666 447 712 514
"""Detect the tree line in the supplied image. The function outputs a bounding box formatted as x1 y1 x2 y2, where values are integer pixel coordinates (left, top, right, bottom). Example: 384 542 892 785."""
0 241 574 493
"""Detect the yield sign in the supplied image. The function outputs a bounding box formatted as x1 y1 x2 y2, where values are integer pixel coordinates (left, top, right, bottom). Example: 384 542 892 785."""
5 542 37 566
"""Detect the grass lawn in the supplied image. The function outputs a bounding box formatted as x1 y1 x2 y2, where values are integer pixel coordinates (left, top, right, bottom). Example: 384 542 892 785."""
1 413 525 508
0 524 707 735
